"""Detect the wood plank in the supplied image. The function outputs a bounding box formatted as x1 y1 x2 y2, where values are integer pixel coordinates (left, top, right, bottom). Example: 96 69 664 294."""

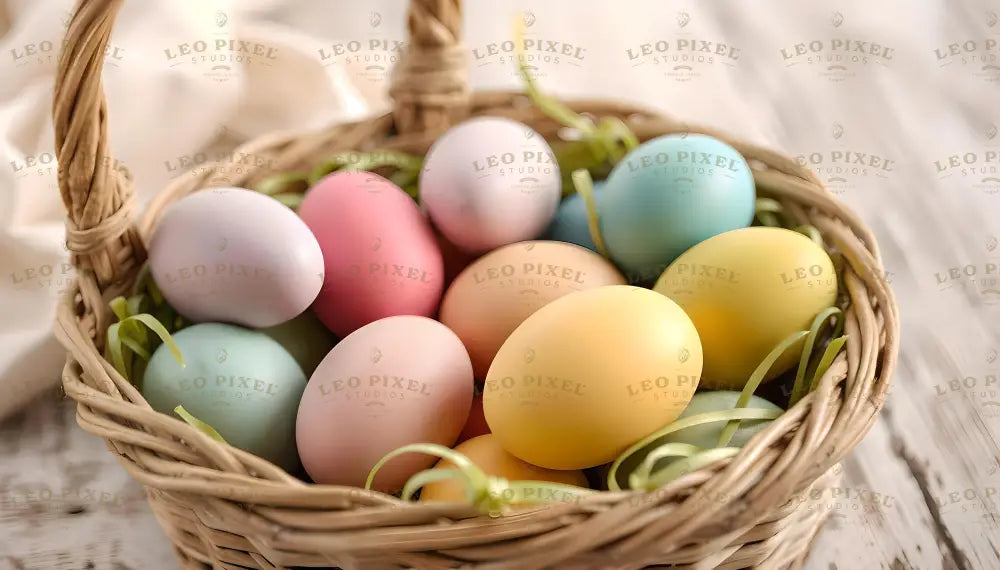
0 395 177 570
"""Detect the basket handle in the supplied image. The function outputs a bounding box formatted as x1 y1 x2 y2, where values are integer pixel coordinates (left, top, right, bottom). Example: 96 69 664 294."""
389 0 470 133
52 0 470 308
54 0 144 317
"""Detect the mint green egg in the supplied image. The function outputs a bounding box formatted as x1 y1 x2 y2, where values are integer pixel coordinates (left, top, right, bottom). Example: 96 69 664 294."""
258 311 338 376
613 390 781 489
141 323 307 471
661 391 782 450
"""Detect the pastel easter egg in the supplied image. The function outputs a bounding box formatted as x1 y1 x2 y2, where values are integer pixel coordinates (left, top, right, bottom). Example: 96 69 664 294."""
258 311 338 376
420 117 561 253
440 241 626 379
148 187 325 328
419 434 588 504
611 391 783 489
296 316 473 492
141 323 307 471
661 391 782 450
484 286 703 470
600 134 755 283
298 172 444 337
653 227 838 390
543 181 605 253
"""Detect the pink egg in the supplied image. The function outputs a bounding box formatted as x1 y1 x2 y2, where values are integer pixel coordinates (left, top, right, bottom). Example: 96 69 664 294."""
148 187 324 328
298 172 444 337
296 316 474 491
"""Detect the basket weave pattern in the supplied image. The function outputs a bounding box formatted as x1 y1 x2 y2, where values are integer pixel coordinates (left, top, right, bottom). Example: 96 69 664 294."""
52 0 898 568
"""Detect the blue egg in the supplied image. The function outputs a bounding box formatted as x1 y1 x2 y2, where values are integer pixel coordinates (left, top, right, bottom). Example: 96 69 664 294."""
543 181 605 253
600 134 755 283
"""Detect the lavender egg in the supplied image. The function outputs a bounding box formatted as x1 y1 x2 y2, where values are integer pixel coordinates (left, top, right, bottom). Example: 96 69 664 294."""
419 117 561 253
149 187 325 328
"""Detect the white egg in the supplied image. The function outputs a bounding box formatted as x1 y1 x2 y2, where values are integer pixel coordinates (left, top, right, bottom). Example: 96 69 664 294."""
419 117 562 253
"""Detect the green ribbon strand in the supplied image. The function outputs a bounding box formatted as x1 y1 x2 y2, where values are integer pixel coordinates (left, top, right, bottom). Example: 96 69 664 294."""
105 293 185 384
255 172 310 196
252 149 424 207
607 408 783 491
367 443 595 517
753 198 825 248
174 406 229 444
809 336 848 395
788 307 844 406
754 198 784 227
643 447 742 490
573 169 612 260
512 15 638 192
716 330 809 448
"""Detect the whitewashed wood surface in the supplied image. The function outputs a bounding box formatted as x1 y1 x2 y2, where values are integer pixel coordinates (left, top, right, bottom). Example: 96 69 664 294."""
2 0 1000 568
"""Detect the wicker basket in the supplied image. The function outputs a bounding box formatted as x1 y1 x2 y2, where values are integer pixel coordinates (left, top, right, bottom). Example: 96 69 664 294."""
52 0 899 568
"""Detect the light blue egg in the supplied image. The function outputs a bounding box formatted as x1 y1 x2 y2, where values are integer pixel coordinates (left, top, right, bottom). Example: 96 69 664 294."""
141 323 307 471
601 134 755 283
543 181 604 253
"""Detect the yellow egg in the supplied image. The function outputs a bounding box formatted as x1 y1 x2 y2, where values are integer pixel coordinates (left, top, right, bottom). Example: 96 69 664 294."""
483 285 703 470
653 227 837 390
419 434 588 504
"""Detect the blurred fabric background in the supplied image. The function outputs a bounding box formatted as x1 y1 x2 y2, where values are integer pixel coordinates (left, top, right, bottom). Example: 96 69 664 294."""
1 0 998 568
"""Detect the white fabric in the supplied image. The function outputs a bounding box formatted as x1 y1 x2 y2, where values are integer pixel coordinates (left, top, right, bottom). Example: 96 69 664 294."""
1 0 996 419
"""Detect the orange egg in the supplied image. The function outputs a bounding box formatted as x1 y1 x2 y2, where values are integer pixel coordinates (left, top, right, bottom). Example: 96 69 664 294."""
440 241 625 379
419 434 588 504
